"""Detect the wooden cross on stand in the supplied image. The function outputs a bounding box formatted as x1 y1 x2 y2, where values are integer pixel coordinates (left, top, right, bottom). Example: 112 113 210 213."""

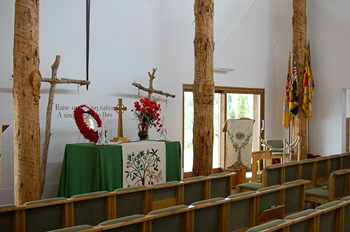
132 68 176 99
111 98 129 142
40 55 90 195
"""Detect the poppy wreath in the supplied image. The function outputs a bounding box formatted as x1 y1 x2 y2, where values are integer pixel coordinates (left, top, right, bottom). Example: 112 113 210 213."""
74 104 102 143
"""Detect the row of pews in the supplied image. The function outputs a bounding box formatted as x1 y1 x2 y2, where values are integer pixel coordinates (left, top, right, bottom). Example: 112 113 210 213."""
61 179 309 232
1 172 310 232
2 152 349 231
247 196 350 232
0 172 232 232
238 153 350 203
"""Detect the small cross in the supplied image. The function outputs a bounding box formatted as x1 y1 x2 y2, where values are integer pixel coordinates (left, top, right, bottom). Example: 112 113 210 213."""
112 98 129 142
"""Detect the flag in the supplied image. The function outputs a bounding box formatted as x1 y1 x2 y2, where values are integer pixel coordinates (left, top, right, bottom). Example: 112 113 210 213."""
283 53 291 128
302 41 315 118
289 55 299 117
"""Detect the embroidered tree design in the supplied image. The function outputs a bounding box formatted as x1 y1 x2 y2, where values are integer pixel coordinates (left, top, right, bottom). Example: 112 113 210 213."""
125 148 163 187
227 131 252 171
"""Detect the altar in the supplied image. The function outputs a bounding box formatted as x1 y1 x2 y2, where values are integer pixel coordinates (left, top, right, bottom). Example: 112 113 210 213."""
58 141 181 197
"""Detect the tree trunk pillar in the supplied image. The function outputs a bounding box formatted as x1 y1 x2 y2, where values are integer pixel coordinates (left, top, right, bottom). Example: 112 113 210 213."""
292 0 308 160
13 0 41 205
192 0 215 176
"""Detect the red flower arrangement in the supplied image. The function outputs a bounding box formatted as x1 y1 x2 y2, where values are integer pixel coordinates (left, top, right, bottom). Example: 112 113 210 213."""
74 105 101 143
132 98 162 132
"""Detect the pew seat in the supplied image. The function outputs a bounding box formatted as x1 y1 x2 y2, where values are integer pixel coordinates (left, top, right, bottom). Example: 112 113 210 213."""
235 181 262 192
97 214 147 232
47 225 94 232
246 219 286 232
305 168 350 204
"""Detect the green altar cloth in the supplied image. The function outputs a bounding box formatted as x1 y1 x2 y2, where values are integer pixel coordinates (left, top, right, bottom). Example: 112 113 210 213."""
58 141 181 197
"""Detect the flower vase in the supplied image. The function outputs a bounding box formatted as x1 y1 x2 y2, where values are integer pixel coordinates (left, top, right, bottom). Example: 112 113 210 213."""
138 124 149 140
138 130 148 140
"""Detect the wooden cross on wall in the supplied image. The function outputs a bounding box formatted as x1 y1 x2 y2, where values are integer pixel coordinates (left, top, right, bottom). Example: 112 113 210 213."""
132 68 176 99
112 98 129 142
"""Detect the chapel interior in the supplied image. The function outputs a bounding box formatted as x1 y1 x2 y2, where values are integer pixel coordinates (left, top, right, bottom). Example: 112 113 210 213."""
1 0 350 231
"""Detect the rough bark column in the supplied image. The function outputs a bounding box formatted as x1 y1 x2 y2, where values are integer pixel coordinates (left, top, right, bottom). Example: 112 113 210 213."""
192 0 215 176
292 0 307 160
13 0 41 204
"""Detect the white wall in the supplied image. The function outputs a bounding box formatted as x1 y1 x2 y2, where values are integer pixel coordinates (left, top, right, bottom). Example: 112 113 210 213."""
275 0 350 155
347 89 350 117
0 0 15 205
276 1 293 140
214 0 278 138
2 0 349 204
306 0 350 154
1 0 165 204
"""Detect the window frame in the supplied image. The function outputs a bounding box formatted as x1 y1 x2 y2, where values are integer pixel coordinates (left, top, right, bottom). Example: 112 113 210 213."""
182 84 265 177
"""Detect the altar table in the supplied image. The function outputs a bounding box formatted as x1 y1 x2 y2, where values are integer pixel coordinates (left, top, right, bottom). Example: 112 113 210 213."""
58 141 181 197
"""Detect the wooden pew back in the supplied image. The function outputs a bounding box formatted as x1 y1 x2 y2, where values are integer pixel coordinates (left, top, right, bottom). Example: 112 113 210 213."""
247 199 350 232
181 176 209 205
0 204 23 232
114 186 150 218
251 150 272 182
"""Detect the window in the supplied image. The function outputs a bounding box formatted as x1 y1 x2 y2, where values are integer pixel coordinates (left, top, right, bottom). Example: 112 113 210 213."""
183 84 265 174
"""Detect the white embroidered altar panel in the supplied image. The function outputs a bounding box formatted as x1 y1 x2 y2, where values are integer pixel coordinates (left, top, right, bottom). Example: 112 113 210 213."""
122 141 166 187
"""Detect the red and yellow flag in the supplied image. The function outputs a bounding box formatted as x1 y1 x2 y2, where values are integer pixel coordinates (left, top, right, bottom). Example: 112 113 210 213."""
289 53 299 117
302 41 315 118
283 53 291 128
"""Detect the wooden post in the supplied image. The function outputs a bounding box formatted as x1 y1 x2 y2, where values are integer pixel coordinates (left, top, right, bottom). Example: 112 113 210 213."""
192 0 215 176
112 98 129 142
13 0 41 205
292 0 308 160
40 55 90 196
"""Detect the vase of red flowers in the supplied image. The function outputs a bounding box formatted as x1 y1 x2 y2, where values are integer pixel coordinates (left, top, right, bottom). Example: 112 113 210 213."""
133 97 162 140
